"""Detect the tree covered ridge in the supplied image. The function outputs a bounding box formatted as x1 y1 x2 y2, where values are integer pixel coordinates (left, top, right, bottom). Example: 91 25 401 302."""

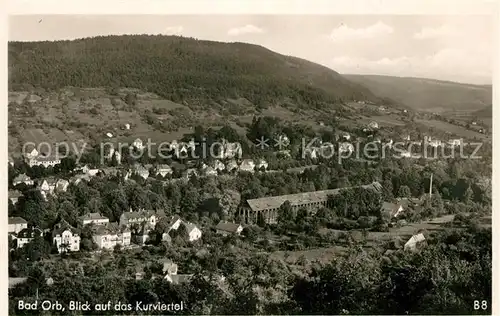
8 35 378 107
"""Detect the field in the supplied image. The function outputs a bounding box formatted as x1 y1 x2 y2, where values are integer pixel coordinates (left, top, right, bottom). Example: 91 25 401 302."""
271 213 490 263
415 119 489 140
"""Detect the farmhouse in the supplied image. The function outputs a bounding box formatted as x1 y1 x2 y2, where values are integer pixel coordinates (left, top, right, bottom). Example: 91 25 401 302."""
381 202 405 219
240 182 382 224
8 217 28 234
404 233 426 252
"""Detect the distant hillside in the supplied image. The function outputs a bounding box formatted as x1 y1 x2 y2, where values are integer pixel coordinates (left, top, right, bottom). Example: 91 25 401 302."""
472 105 492 118
345 74 492 113
8 35 379 109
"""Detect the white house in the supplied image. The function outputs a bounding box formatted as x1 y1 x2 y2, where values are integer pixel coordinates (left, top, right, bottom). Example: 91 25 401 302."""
215 221 243 236
55 179 70 193
161 259 178 275
24 147 39 160
13 174 34 186
8 217 28 234
106 132 114 138
212 160 225 172
239 159 255 173
38 178 58 194
125 123 131 130
80 213 110 226
132 138 145 150
183 222 202 242
52 220 81 253
119 209 158 229
92 223 131 250
155 164 173 177
165 215 183 233
404 233 426 252
15 227 44 249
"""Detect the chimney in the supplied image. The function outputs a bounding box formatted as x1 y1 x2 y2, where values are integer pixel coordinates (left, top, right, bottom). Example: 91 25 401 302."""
429 173 433 198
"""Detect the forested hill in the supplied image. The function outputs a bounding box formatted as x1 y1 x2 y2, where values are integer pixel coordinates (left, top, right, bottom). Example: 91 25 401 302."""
8 35 379 108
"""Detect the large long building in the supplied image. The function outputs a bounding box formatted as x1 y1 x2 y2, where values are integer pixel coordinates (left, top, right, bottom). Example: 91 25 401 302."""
239 181 382 224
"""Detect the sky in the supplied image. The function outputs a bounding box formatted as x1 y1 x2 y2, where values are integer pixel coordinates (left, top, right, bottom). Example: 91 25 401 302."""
8 15 495 85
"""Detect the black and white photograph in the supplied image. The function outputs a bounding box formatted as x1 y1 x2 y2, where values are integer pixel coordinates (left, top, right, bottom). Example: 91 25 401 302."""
5 1 496 315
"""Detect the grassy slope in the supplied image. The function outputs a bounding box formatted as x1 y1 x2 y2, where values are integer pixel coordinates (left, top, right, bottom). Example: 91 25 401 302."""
345 74 492 113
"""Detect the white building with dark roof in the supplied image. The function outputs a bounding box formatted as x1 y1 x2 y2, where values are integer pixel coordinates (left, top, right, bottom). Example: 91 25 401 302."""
52 220 81 253
92 223 131 250
15 227 44 248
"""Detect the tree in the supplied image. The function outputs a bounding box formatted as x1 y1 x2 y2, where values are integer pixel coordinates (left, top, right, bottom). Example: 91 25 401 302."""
278 201 295 224
397 185 411 198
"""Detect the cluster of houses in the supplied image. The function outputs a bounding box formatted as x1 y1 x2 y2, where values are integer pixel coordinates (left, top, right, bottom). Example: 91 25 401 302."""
8 199 246 254
8 217 81 253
